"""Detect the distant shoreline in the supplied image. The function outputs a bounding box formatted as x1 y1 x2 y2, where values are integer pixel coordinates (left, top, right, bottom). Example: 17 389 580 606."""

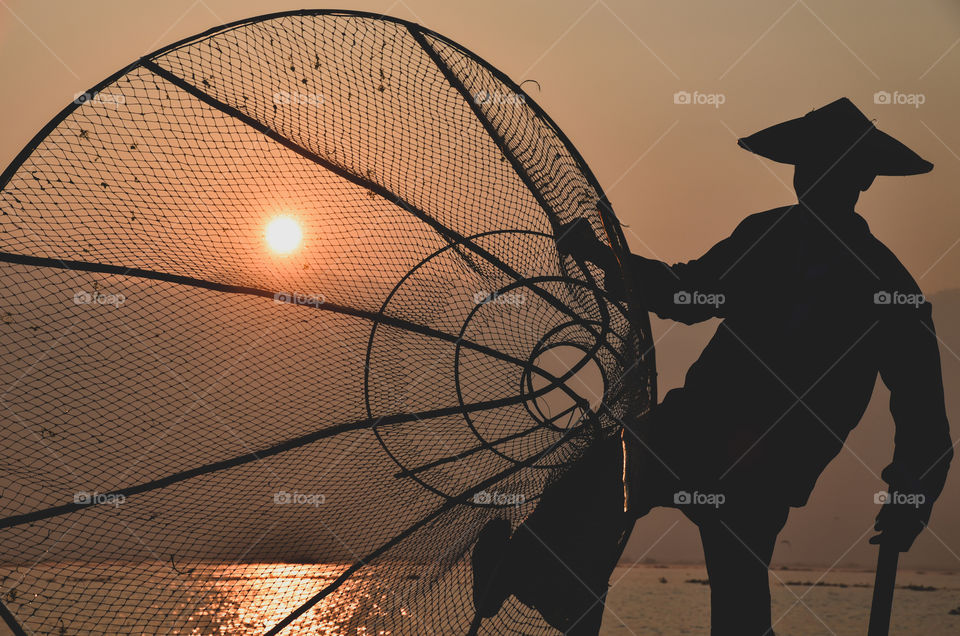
614 562 960 575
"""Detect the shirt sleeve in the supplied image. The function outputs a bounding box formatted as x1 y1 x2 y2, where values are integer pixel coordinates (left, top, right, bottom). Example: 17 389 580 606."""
627 216 758 325
877 299 953 511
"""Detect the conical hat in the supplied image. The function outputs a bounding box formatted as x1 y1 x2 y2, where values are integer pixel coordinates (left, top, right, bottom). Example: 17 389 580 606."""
737 97 933 176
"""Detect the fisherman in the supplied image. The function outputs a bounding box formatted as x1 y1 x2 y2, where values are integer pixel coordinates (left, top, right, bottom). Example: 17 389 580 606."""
473 97 953 635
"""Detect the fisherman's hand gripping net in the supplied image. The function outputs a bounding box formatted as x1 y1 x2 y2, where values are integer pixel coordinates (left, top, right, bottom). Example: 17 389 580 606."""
0 10 653 634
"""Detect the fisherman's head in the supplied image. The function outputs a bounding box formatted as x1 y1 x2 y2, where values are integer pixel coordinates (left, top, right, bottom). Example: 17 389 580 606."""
738 97 932 214
792 158 876 212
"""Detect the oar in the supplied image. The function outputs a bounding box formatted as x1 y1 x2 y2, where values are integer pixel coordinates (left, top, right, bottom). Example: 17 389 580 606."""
867 544 900 636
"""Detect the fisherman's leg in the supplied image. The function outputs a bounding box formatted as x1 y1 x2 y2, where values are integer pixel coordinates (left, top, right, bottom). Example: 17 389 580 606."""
472 434 632 633
622 394 699 516
696 502 790 636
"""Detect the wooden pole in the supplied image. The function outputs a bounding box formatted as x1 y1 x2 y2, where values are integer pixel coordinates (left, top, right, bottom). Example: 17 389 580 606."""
868 544 900 636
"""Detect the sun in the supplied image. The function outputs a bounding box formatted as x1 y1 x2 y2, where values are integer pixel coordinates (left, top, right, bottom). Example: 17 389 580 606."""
265 216 302 254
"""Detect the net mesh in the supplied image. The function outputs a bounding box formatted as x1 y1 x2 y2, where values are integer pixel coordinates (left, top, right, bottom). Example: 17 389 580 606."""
0 10 653 634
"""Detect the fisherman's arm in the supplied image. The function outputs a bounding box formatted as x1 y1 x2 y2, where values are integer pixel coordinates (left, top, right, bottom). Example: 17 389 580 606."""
625 244 733 324
555 217 755 324
872 299 953 551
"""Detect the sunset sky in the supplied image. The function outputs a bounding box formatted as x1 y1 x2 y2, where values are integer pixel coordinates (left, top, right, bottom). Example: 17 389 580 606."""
1 0 957 572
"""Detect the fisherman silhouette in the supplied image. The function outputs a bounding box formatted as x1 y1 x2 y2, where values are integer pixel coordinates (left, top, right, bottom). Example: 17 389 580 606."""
472 98 953 635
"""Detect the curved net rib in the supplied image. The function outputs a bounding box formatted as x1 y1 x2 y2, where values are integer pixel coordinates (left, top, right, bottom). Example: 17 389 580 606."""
0 10 653 634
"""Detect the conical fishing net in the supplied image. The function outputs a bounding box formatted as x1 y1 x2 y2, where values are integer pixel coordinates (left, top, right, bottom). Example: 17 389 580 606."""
0 10 653 634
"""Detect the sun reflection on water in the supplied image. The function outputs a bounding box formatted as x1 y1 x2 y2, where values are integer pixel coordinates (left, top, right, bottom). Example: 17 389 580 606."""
173 563 412 635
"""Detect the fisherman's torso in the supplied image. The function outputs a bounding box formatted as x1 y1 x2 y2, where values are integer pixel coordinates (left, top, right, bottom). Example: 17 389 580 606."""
668 206 918 503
